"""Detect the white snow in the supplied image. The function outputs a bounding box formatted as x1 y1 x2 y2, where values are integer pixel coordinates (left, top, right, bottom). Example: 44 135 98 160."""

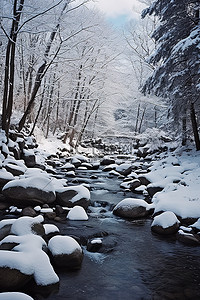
178 229 194 237
3 158 27 170
3 175 56 194
0 234 46 252
153 186 200 219
0 218 16 229
34 205 42 212
44 224 60 235
116 163 132 173
144 151 200 219
91 238 102 244
0 292 34 300
73 154 89 163
114 198 149 210
65 170 76 177
151 211 180 228
135 185 146 192
48 235 82 255
67 205 88 220
61 162 75 170
180 226 193 233
56 185 90 202
0 168 15 180
23 149 34 157
11 216 44 236
120 179 139 189
0 249 59 285
0 217 59 286
9 206 22 213
31 249 59 285
40 208 54 213
109 170 120 176
191 218 200 230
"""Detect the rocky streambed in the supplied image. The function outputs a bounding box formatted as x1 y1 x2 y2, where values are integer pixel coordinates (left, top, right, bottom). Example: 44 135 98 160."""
0 131 200 299
27 164 200 300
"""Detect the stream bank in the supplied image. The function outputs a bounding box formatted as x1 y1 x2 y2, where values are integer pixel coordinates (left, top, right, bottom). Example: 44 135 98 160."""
28 164 200 300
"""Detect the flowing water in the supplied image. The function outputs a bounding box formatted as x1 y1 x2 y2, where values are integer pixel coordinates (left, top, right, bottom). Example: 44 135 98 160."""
15 166 200 299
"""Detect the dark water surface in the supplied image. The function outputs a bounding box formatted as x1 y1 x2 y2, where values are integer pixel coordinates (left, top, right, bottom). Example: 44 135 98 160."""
31 168 200 299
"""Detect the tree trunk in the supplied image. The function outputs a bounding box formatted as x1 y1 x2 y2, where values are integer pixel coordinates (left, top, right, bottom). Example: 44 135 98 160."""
18 2 68 132
138 107 146 133
135 103 140 133
30 79 46 136
62 64 83 143
2 0 24 135
182 115 187 146
53 83 60 135
190 102 200 151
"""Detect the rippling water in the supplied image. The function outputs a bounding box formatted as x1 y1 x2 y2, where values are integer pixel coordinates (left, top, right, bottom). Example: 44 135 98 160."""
26 168 200 299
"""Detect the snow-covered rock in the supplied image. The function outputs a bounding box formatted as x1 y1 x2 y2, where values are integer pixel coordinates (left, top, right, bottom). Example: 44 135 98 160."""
5 163 26 176
0 248 59 289
22 149 36 167
67 205 88 221
43 224 60 235
102 164 117 172
87 238 102 252
152 185 200 221
0 168 15 188
48 235 83 269
151 211 180 235
0 292 34 300
190 219 200 232
0 261 32 291
177 229 200 246
116 163 132 176
73 154 89 163
100 157 115 166
0 215 59 291
56 185 90 209
61 162 75 171
113 198 150 219
2 176 56 206
70 157 81 168
120 179 141 191
10 215 45 236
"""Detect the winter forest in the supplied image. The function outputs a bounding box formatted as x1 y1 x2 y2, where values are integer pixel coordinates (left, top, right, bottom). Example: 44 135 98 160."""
1 0 199 148
0 0 200 299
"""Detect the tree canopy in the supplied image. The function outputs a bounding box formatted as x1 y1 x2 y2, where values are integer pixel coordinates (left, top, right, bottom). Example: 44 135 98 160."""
142 0 200 149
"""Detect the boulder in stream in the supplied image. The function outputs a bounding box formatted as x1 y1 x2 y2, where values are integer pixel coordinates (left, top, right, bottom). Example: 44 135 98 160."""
48 235 83 269
56 185 90 209
100 157 115 166
115 163 132 176
113 198 150 219
0 266 32 291
2 176 56 206
67 206 88 221
151 211 180 235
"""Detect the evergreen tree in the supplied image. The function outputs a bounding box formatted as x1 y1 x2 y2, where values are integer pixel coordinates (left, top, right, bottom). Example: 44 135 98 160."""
142 0 200 150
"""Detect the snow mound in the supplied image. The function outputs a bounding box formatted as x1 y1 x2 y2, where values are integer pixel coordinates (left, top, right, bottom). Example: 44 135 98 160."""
114 198 149 210
11 215 44 236
48 235 82 255
153 186 200 219
3 175 56 193
44 224 60 235
0 292 34 300
67 206 88 221
152 211 180 229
